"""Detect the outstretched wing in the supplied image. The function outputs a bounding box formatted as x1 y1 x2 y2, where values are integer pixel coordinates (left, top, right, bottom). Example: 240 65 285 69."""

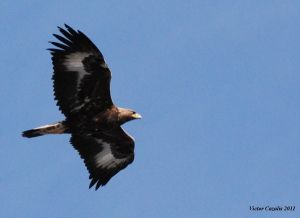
70 127 135 190
49 24 113 117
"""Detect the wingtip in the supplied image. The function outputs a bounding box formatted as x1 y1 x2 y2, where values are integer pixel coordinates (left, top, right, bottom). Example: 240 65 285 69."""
47 48 63 53
88 178 103 190
89 178 97 189
57 24 70 32
22 129 43 138
64 23 72 30
89 184 101 191
95 182 101 190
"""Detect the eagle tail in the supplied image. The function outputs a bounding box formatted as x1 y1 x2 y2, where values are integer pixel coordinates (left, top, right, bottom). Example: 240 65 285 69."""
22 121 68 138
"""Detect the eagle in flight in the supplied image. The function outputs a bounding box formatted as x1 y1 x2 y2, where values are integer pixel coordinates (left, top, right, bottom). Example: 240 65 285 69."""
22 24 142 190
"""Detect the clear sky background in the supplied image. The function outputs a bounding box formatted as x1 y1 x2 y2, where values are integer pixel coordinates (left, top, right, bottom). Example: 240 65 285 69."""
1 1 299 218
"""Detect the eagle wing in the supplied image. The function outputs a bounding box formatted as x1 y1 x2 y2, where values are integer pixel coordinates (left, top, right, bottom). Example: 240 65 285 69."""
49 24 113 117
70 127 135 190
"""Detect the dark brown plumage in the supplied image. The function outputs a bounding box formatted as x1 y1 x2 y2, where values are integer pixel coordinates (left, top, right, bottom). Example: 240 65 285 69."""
22 24 141 190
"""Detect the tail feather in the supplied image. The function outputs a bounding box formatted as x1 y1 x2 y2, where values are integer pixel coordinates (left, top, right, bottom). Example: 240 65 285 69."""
22 122 68 138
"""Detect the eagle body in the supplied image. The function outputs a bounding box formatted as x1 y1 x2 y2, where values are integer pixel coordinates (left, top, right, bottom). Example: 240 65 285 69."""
22 25 141 190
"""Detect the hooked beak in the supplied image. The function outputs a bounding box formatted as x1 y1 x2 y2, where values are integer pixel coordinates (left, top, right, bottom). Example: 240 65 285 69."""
132 113 142 119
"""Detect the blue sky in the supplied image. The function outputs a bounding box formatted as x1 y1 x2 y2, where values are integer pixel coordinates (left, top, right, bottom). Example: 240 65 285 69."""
1 1 299 217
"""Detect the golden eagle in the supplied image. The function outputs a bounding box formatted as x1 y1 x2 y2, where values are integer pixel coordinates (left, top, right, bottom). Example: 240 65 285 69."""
22 24 142 190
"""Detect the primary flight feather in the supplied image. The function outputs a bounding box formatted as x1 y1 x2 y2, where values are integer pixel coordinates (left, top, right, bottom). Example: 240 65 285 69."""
22 24 141 190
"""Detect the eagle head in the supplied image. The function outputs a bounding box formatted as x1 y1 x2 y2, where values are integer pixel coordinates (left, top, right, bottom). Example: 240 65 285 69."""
117 107 142 124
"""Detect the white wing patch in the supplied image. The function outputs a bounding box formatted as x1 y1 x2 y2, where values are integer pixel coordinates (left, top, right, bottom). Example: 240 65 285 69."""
94 139 128 169
64 52 91 87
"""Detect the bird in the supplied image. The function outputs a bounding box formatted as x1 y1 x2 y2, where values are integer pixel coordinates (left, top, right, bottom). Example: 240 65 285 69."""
22 24 142 190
